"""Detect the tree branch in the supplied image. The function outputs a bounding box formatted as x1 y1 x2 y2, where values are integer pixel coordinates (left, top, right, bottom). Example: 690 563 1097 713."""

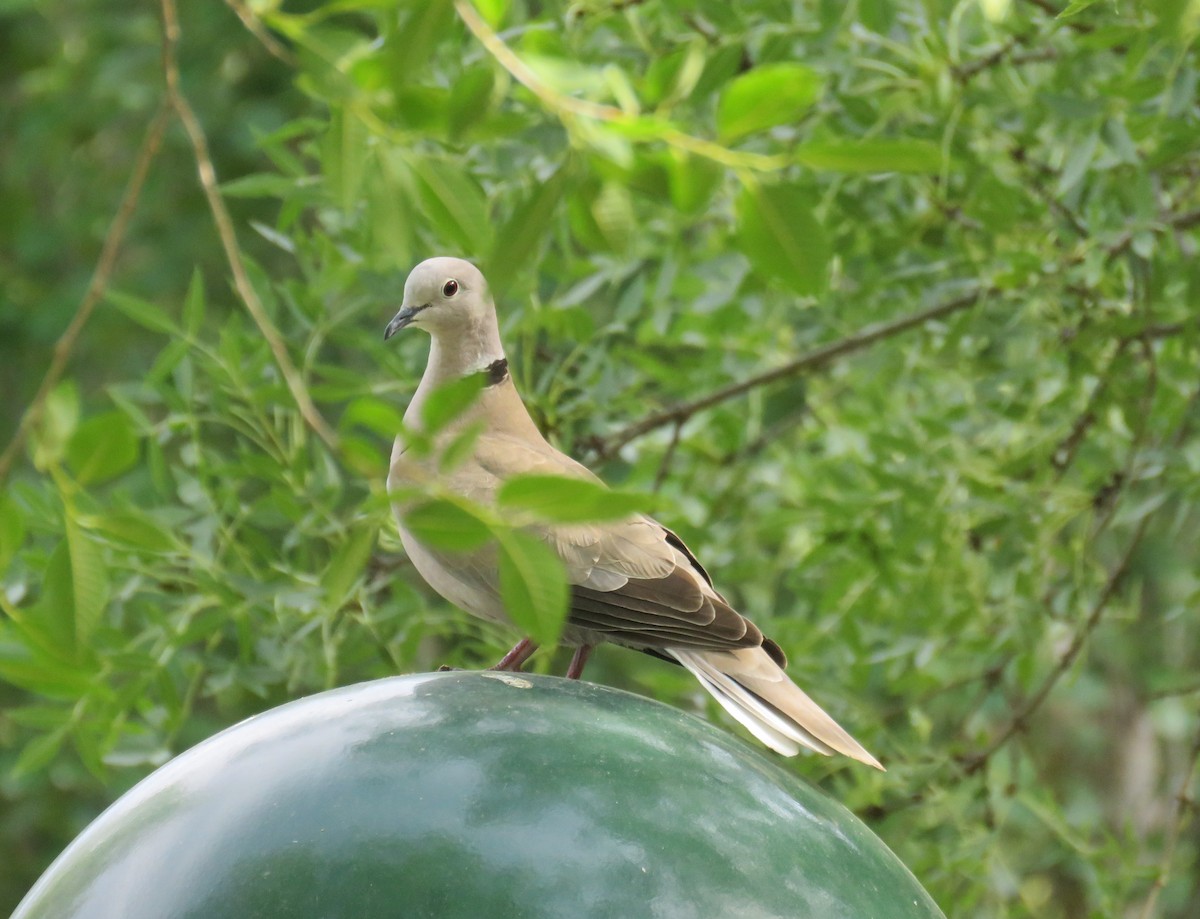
590 286 994 459
961 376 1198 777
1135 719 1200 919
161 0 339 451
0 103 170 486
953 34 1057 83
960 512 1152 775
224 0 296 65
452 0 788 174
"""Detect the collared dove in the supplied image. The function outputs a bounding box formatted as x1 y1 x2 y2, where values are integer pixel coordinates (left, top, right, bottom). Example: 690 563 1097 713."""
384 257 881 768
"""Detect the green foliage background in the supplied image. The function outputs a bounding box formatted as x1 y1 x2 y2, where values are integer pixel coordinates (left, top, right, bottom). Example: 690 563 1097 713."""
2 0 1199 914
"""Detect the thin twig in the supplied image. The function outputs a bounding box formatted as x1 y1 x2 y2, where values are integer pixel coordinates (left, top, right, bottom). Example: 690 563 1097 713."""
453 0 787 173
161 0 339 451
591 287 993 458
1010 145 1090 239
1102 208 1200 264
1135 719 1200 919
961 374 1197 776
224 0 297 65
651 420 683 492
960 512 1152 775
953 34 1056 82
1020 0 1096 34
1051 339 1130 474
0 103 171 485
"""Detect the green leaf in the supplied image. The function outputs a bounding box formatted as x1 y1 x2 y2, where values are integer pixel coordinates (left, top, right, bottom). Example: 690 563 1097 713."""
496 528 568 647
183 268 206 336
0 493 26 574
11 727 69 780
667 152 723 214
388 0 454 82
717 63 823 142
474 0 509 27
497 474 645 523
412 157 493 254
794 139 944 174
78 511 179 552
64 507 109 648
219 173 298 198
448 66 495 140
106 290 181 335
32 381 79 470
65 411 139 485
341 398 405 438
420 374 486 434
1058 0 1100 18
13 541 77 659
0 626 95 698
323 523 378 606
736 182 830 296
402 499 493 552
1056 131 1099 196
486 168 569 297
438 421 485 473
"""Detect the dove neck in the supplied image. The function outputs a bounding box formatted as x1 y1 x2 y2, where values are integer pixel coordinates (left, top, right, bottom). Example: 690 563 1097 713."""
424 321 506 383
410 323 542 441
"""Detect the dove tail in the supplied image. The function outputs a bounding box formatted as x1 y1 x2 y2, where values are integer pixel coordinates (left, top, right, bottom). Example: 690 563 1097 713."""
669 646 883 770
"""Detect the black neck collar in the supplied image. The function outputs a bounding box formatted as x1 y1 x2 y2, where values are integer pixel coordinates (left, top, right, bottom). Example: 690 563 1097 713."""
478 357 509 387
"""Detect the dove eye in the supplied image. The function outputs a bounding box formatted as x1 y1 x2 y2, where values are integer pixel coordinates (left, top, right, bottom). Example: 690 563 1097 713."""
442 279 459 298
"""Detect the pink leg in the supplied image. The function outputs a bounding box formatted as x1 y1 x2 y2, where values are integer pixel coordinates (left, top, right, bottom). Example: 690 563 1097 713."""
491 637 537 672
565 645 593 680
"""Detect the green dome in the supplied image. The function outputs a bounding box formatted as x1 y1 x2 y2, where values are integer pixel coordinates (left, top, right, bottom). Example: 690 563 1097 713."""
15 672 944 919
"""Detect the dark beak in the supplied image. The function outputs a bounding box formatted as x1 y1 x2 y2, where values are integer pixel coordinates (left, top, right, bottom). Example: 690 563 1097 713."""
383 304 428 340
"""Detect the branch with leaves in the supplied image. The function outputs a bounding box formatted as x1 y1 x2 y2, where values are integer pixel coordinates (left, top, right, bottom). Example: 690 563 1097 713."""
0 105 170 486
160 0 338 451
589 286 995 458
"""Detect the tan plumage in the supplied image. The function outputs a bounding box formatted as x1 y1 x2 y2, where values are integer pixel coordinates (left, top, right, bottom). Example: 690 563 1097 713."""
384 257 881 769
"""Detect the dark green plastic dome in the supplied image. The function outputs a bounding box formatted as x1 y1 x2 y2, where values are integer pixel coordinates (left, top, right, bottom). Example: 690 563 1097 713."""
15 672 944 919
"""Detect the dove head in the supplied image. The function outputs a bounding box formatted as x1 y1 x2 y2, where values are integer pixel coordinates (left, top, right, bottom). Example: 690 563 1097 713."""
384 257 495 341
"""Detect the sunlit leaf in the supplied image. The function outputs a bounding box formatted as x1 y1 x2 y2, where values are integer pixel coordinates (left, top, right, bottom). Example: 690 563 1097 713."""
486 167 569 296
420 374 486 434
402 499 493 552
497 474 645 523
1058 0 1100 18
412 157 493 254
323 523 378 605
717 63 822 142
32 381 79 470
106 290 180 335
78 512 178 552
64 506 109 648
65 411 139 485
794 139 944 174
496 528 568 647
736 182 830 296
0 493 27 573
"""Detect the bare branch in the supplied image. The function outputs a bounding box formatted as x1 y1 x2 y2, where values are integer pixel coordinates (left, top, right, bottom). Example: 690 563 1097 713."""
161 0 339 452
590 287 993 459
0 103 170 486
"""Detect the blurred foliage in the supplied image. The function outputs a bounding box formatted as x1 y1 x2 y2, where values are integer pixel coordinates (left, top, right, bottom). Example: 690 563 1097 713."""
3 0 1200 915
